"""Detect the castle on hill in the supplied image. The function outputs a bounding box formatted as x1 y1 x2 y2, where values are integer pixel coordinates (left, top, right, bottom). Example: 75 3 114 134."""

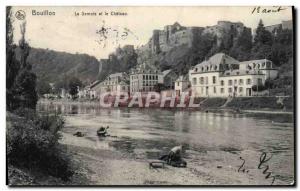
138 21 251 54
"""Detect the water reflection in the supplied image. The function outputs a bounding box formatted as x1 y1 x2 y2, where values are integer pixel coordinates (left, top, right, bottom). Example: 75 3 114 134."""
37 102 294 184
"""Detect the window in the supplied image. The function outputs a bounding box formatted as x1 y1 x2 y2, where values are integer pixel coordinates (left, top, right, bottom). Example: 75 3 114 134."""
221 88 224 93
221 80 224 86
200 77 204 84
146 75 148 80
239 87 243 93
239 79 243 85
195 68 198 72
214 87 216 93
228 80 233 86
205 77 208 84
213 76 216 84
247 78 251 85
143 75 145 80
228 88 232 93
156 75 158 80
234 79 237 84
257 78 263 85
177 82 179 86
193 78 197 85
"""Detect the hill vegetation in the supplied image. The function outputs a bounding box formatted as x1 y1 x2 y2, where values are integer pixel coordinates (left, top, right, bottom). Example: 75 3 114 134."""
18 19 293 96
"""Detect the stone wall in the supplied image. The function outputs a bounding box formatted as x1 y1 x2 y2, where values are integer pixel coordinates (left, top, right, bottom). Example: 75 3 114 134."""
139 21 251 55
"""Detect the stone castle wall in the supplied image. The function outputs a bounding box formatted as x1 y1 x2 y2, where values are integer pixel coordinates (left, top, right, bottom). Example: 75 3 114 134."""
140 21 250 54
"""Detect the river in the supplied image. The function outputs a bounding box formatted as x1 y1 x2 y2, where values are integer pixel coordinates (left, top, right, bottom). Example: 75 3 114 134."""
38 102 294 185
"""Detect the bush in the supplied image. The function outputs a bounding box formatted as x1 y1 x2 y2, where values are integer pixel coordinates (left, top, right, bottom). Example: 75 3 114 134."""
7 109 73 181
252 85 267 92
226 97 282 110
283 97 294 110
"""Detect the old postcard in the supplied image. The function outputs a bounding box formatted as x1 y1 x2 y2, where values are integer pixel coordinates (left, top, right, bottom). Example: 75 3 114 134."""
6 6 295 186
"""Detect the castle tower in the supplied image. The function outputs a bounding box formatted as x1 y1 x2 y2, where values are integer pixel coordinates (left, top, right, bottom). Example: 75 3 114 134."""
152 30 160 54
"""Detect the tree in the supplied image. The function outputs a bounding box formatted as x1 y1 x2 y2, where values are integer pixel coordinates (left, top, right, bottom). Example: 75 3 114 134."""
13 22 38 109
37 80 52 96
251 19 273 61
153 83 166 92
271 28 293 67
6 7 20 110
253 19 273 46
229 28 252 60
68 77 82 99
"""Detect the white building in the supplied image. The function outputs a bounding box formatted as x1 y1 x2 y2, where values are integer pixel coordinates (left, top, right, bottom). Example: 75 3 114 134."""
78 80 100 99
130 62 163 93
90 72 129 98
175 75 190 96
189 53 278 97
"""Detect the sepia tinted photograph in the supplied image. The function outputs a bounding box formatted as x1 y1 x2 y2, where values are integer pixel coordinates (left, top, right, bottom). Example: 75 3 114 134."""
6 6 295 186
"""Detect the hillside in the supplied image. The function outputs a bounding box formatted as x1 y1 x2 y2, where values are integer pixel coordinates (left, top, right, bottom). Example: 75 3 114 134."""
15 20 292 96
16 48 101 84
15 45 138 86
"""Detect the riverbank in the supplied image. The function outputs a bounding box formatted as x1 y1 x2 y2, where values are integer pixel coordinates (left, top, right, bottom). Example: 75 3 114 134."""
8 110 293 186
38 96 294 115
13 102 291 186
52 113 292 186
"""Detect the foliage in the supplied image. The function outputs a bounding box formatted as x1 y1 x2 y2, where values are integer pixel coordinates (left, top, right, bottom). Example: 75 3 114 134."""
251 20 293 68
153 83 167 92
6 9 38 110
7 109 73 181
6 7 20 110
253 19 273 46
226 97 283 109
13 23 38 110
37 80 52 96
68 77 83 99
229 28 252 60
17 48 101 85
251 85 267 92
6 7 73 182
97 47 138 81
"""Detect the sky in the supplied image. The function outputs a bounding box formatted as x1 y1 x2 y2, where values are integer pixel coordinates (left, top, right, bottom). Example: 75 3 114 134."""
11 6 293 60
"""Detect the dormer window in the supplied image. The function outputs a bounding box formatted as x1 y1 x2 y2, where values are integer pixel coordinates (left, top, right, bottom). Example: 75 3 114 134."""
195 68 198 72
